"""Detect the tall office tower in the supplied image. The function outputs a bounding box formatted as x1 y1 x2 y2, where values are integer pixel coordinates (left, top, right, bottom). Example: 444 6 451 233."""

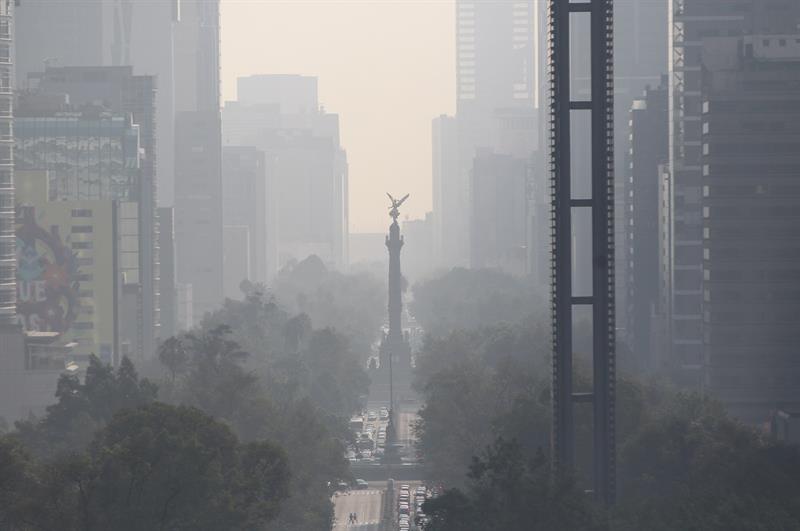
222 75 349 273
456 0 535 124
613 1 668 343
0 0 13 326
174 0 223 320
222 146 270 297
470 149 528 275
124 0 179 207
626 80 669 372
438 0 538 270
31 66 159 360
701 35 800 423
666 0 800 383
431 115 459 269
158 207 177 340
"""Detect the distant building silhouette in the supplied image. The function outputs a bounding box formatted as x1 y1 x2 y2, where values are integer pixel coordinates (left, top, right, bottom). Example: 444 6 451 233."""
174 0 223 322
223 75 349 274
222 146 271 297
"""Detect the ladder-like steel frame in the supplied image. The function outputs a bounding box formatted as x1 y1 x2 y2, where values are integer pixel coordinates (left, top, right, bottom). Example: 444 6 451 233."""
549 0 616 505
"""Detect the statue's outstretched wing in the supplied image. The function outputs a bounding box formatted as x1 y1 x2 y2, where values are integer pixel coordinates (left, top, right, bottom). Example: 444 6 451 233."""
387 192 396 209
397 194 410 207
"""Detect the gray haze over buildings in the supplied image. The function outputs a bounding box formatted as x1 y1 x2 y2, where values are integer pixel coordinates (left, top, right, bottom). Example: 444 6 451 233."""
0 0 799 471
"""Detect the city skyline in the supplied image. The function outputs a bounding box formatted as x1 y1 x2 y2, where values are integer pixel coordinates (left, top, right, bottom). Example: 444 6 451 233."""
221 0 455 232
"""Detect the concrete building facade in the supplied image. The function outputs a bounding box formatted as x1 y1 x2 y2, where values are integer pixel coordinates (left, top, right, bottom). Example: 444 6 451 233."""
666 0 800 383
700 34 800 422
626 80 669 371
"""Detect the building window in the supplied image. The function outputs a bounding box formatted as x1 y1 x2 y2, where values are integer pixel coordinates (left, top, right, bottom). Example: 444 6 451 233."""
71 209 93 218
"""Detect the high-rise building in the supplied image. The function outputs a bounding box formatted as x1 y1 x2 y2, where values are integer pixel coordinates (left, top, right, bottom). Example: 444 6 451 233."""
444 1 538 271
0 0 14 326
470 148 528 276
174 0 220 114
626 80 669 372
456 0 536 119
223 76 349 272
222 146 271 295
401 212 435 284
15 0 181 210
700 34 800 422
554 0 667 336
15 169 132 363
431 115 460 269
175 110 222 317
23 66 160 360
666 0 800 383
173 0 223 321
158 207 177 340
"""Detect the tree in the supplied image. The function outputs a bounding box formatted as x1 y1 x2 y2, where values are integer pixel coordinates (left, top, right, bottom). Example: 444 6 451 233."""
1 404 290 531
423 438 602 531
613 393 800 531
13 355 157 458
413 324 551 486
87 403 289 531
272 255 386 360
156 326 350 531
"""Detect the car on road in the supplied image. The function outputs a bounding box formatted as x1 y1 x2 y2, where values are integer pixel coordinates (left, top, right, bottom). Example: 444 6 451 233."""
367 410 377 421
354 479 369 489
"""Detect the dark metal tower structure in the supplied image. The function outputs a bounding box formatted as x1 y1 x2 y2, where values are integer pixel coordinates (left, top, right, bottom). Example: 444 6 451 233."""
549 0 616 504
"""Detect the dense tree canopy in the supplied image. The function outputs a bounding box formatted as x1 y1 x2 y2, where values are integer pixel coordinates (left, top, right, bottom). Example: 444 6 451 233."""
0 403 289 531
270 254 386 358
415 324 800 530
13 356 157 458
158 321 356 531
423 439 602 531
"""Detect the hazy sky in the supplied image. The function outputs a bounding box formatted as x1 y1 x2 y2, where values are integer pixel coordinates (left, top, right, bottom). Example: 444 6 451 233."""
221 0 455 233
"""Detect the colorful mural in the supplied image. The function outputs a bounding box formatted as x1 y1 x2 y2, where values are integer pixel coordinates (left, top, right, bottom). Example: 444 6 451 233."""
15 205 81 334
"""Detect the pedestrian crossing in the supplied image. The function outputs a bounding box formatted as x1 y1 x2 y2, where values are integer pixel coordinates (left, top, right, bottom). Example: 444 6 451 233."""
332 488 384 530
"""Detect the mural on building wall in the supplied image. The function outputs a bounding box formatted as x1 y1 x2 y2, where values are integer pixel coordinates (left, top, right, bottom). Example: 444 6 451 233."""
15 205 81 334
